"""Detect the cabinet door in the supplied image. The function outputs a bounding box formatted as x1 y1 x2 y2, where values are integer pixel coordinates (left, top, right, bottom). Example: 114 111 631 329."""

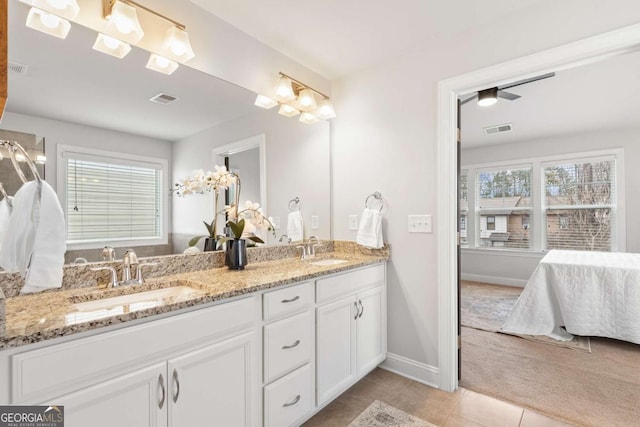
167 331 259 427
54 363 167 427
316 296 357 405
356 285 386 375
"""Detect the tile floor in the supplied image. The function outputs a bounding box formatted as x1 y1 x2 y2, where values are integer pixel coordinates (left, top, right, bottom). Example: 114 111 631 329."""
303 368 575 427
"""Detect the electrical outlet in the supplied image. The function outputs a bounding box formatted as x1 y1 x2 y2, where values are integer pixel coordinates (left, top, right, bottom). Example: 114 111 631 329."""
408 214 432 233
271 216 280 230
311 215 319 230
349 215 358 230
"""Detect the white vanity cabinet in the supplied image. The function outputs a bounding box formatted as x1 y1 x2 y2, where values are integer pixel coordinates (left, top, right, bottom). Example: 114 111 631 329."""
4 296 260 427
316 264 386 406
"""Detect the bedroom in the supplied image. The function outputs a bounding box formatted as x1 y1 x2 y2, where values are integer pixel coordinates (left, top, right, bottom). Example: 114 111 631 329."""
458 46 640 425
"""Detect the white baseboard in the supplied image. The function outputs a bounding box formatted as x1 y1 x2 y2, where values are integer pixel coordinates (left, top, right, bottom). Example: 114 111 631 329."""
380 353 439 388
461 273 527 288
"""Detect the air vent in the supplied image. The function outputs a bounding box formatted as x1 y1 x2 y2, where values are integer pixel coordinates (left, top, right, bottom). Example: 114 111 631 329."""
8 61 28 75
149 93 179 104
483 123 512 136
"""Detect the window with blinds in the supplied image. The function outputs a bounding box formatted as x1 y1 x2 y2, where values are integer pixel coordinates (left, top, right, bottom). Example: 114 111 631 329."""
475 165 532 250
543 157 616 251
62 151 164 246
459 170 468 247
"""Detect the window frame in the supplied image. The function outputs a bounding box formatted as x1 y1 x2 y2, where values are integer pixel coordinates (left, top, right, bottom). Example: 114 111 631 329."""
462 148 625 254
57 144 169 250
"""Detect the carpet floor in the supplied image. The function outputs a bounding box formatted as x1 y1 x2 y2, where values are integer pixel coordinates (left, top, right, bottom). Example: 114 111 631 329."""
460 283 640 427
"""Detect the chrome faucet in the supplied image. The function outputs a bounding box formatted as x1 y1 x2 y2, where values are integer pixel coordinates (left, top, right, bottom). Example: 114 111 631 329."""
306 236 323 258
122 249 139 283
279 234 292 244
101 246 116 262
295 245 307 260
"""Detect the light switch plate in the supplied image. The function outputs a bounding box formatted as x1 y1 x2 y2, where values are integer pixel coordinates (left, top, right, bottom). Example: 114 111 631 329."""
271 216 280 230
408 214 432 233
349 215 358 230
311 215 319 230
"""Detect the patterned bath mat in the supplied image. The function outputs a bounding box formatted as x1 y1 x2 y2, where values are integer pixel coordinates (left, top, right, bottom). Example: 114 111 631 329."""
461 281 591 352
348 401 435 427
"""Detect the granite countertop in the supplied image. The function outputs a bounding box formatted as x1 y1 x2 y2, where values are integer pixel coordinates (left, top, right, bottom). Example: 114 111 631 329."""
1 251 387 350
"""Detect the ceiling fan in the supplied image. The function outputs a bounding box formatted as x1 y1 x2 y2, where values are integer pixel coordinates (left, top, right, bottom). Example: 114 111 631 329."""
460 72 555 106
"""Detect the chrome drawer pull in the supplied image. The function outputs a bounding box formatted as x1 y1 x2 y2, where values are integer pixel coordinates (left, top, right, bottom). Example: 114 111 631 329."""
158 374 165 409
283 394 301 407
354 301 359 319
281 295 300 303
358 300 364 318
172 369 180 403
282 339 300 350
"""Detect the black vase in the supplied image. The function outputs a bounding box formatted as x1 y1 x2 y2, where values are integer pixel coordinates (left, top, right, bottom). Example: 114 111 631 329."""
225 239 248 270
204 237 218 252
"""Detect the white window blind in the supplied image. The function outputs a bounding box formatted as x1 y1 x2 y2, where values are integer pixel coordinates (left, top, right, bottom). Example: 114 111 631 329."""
476 166 533 250
64 153 163 244
459 170 468 247
543 157 616 251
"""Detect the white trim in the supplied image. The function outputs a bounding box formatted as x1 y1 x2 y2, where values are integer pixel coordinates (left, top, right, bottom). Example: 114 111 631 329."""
212 134 267 219
380 353 439 388
56 144 169 250
461 247 545 259
460 273 527 288
437 23 640 392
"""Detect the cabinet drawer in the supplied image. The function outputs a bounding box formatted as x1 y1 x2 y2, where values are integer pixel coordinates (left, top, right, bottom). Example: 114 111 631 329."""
11 297 257 404
263 282 313 321
264 364 313 427
316 264 385 303
264 311 313 383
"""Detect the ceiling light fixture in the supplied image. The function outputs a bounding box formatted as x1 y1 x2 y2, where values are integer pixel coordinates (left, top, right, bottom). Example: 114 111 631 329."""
146 53 179 75
92 33 132 58
163 26 195 62
478 87 498 107
255 72 336 124
102 0 144 44
25 7 72 38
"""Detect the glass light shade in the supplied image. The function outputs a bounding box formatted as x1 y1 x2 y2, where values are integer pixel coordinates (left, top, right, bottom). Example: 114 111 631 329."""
93 33 131 58
146 54 179 75
278 104 300 118
163 27 195 62
299 112 320 125
104 1 144 44
297 89 317 111
274 76 295 102
315 98 336 120
478 87 498 107
254 95 278 109
31 0 80 19
26 7 71 39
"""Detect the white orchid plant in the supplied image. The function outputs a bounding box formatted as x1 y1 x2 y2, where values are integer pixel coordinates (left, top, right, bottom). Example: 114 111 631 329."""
173 165 275 249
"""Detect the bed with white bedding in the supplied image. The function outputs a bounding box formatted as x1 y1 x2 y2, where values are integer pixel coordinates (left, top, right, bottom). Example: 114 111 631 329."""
501 249 640 344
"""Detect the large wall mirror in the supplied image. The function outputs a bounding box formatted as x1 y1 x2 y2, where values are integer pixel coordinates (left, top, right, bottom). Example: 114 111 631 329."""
2 0 331 263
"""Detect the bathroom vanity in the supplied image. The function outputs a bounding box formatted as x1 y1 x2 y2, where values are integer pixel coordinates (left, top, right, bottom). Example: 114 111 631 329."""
0 248 387 426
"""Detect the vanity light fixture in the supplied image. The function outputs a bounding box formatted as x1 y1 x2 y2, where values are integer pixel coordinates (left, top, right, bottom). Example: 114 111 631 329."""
102 0 144 44
31 0 80 20
478 87 498 107
254 72 336 124
92 33 132 58
146 53 179 75
25 7 72 39
163 26 195 62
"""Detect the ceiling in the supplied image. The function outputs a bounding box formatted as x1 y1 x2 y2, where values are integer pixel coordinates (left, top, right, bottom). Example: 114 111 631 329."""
460 49 640 148
189 0 543 79
5 1 256 142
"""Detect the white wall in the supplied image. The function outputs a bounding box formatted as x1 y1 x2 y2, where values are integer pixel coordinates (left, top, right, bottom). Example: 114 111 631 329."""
172 108 330 248
331 0 640 384
461 127 640 286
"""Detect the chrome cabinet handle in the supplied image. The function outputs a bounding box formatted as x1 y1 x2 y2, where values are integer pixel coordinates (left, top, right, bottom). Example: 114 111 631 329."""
281 295 300 303
283 394 301 407
358 300 364 318
158 374 165 409
354 301 359 319
172 369 180 403
282 339 300 350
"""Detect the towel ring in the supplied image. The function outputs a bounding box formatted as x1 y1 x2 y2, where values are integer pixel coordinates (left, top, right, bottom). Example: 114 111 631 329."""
0 140 42 185
365 191 384 212
288 196 301 212
0 183 11 208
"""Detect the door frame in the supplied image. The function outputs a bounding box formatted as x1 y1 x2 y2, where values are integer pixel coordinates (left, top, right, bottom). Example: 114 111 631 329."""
436 23 640 392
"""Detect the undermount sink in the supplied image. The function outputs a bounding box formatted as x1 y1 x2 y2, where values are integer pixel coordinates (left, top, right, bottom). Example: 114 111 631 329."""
309 259 348 266
73 286 205 313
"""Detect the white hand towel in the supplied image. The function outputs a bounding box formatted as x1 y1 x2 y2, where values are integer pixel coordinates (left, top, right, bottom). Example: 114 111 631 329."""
0 197 12 252
22 181 66 293
0 181 66 294
287 211 304 242
356 208 383 249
